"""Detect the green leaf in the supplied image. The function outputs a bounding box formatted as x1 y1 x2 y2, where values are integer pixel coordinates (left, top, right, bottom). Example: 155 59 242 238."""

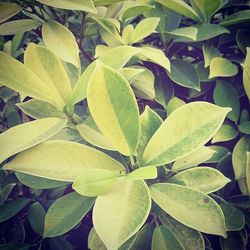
121 4 154 21
130 17 160 44
4 140 125 182
93 17 123 47
0 118 66 164
0 183 16 206
240 109 249 124
28 202 46 236
0 198 30 223
87 61 140 156
213 81 240 122
172 146 215 171
44 192 95 237
0 3 22 23
246 152 250 194
159 215 205 250
167 97 186 116
127 166 157 180
243 48 250 102
0 19 42 35
36 0 97 12
220 10 250 26
120 67 145 82
0 51 56 106
24 43 72 109
168 59 200 91
219 202 245 231
76 116 115 150
156 0 200 21
220 231 245 250
142 102 230 166
212 124 238 143
17 99 67 120
16 172 68 189
88 227 107 250
69 46 141 105
42 20 80 68
131 68 155 100
167 27 198 41
190 0 221 21
239 121 250 134
150 183 227 236
152 225 184 250
138 46 171 72
168 167 230 193
93 179 151 250
72 169 121 197
209 58 238 79
203 44 221 68
137 106 162 165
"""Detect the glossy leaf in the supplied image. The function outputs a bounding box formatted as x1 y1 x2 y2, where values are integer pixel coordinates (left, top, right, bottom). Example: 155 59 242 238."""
212 124 238 143
42 20 80 68
156 0 200 21
160 215 205 250
172 146 215 171
203 44 221 68
121 4 154 20
243 48 250 102
139 47 171 72
246 152 250 194
24 43 72 108
4 140 125 181
73 169 121 197
127 166 157 180
69 46 141 105
17 99 67 120
87 61 140 156
152 225 184 250
168 59 200 91
0 198 30 223
93 179 151 250
0 51 56 105
130 17 159 44
168 167 230 193
220 10 250 26
167 27 198 41
44 192 95 237
16 172 68 189
0 3 22 23
28 202 46 236
76 116 115 150
239 121 250 134
36 0 97 12
137 106 162 165
209 58 238 79
167 97 186 115
213 81 240 122
0 118 66 164
150 183 227 236
142 102 230 166
0 19 42 35
0 183 15 205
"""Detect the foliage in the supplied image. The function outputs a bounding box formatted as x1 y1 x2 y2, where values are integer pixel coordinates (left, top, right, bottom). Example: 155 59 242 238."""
0 0 250 249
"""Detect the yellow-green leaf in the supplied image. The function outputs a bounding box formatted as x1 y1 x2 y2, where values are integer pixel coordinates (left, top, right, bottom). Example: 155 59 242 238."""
42 20 80 68
0 3 22 23
93 179 151 250
150 183 227 236
24 43 72 109
0 19 42 35
243 47 250 102
36 0 97 12
0 51 55 105
246 152 250 194
76 116 115 151
73 169 121 197
142 102 230 166
168 167 231 193
127 166 157 180
87 61 140 156
0 118 67 164
212 124 238 143
4 140 125 182
131 17 160 44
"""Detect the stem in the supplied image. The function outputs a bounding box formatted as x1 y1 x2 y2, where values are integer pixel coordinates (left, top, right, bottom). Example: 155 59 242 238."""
129 155 136 170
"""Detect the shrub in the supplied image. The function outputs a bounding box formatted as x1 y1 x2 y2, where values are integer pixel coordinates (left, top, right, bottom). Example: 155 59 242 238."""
0 0 250 249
